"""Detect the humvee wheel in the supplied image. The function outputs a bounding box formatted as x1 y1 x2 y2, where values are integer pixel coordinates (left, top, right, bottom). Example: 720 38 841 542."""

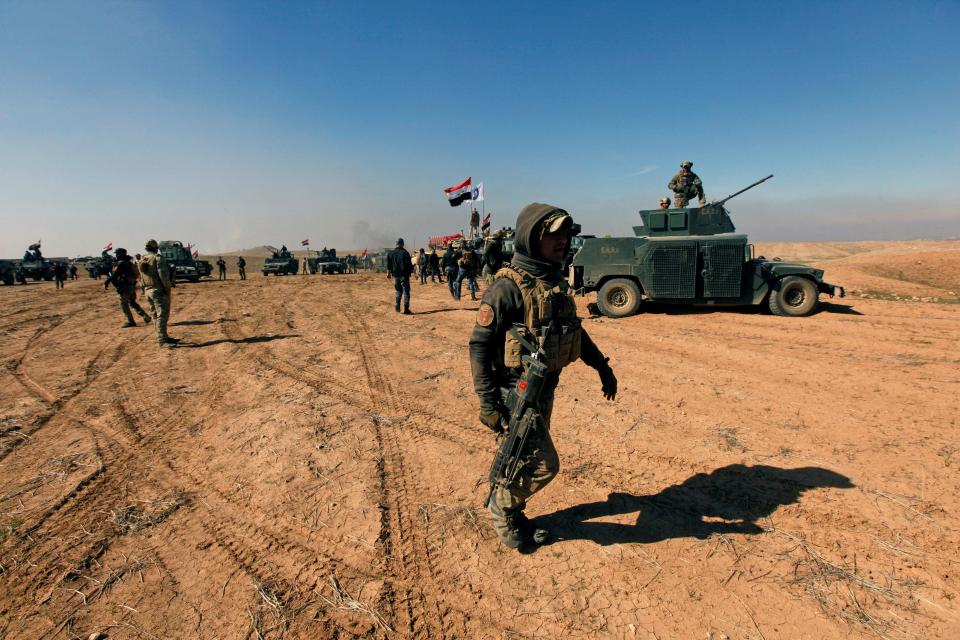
769 276 818 317
597 278 642 318
189 276 200 282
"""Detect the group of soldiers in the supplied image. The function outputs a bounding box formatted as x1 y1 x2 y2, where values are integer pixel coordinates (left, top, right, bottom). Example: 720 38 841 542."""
99 240 178 346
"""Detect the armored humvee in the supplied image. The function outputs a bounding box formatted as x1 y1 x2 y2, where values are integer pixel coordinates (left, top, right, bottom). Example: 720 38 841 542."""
0 260 15 286
16 255 54 283
84 254 115 279
313 248 345 275
262 247 299 276
158 241 201 282
571 176 845 318
194 259 213 278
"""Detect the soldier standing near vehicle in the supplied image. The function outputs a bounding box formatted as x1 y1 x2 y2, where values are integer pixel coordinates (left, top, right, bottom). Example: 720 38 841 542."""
668 160 706 207
470 203 618 549
139 239 179 346
217 257 227 280
428 249 442 284
69 264 78 280
237 256 246 280
658 197 671 209
53 262 67 289
387 238 413 314
455 247 479 301
104 248 151 327
482 232 503 284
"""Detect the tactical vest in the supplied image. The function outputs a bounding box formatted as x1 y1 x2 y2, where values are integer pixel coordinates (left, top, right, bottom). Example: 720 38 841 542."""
495 263 582 373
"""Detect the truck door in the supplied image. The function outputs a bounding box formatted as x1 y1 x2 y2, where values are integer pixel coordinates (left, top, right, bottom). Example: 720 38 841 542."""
701 243 743 298
648 244 696 298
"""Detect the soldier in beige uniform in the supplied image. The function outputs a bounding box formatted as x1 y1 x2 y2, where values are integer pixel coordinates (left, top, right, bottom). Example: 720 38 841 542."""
139 239 179 346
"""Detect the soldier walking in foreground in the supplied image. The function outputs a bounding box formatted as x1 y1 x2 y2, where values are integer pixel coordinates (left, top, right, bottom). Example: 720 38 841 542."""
387 238 413 315
217 257 227 280
104 248 151 327
454 248 479 301
237 256 246 280
139 239 179 346
442 244 458 297
470 203 617 549
668 160 706 208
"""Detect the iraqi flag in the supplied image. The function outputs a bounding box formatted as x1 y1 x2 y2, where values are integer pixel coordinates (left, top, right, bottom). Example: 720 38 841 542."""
481 212 491 232
471 182 484 202
360 248 368 259
103 242 113 251
443 177 472 207
301 239 310 246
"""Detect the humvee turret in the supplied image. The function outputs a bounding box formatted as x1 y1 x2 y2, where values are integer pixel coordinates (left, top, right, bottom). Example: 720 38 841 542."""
571 175 845 318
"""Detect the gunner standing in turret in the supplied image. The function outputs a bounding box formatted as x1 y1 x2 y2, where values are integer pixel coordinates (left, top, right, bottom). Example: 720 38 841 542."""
668 160 706 207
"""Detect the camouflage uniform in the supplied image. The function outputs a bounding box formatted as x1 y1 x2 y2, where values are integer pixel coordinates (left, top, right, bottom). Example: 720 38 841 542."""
139 242 175 345
105 253 150 326
470 204 617 549
237 256 246 280
668 162 706 207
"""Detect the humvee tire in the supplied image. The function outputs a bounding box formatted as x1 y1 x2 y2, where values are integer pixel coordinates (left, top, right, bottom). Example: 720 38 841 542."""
597 278 642 318
769 276 818 317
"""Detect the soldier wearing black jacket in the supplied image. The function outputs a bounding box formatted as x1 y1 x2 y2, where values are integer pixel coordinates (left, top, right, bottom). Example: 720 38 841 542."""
469 203 618 549
104 248 151 327
386 238 414 314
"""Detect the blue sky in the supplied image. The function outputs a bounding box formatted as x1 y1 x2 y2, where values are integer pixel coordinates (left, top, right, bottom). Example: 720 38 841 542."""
1 0 958 257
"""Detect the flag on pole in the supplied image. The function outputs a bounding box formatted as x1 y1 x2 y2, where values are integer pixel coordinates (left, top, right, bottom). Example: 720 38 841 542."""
29 241 41 251
301 239 310 246
192 250 199 259
471 182 484 202
481 212 491 233
103 242 113 251
360 248 368 259
443 177 472 207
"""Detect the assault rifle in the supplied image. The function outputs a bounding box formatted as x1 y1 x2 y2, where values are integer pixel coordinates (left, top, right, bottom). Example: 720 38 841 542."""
485 321 554 507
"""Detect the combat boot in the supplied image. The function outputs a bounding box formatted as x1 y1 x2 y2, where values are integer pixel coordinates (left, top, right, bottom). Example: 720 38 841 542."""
121 321 136 328
394 302 401 312
402 308 412 315
488 498 524 549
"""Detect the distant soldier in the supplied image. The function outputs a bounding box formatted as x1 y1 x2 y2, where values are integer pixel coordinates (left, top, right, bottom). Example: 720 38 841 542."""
668 160 706 208
387 238 413 314
442 244 458 298
104 248 151 327
455 248 479 301
470 208 481 238
53 262 67 289
237 256 247 280
481 233 503 284
139 239 179 346
217 257 227 280
417 248 428 284
428 249 442 284
658 197 671 210
69 264 78 280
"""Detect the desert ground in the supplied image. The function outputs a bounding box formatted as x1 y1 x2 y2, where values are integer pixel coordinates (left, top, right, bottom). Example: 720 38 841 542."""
1 240 958 639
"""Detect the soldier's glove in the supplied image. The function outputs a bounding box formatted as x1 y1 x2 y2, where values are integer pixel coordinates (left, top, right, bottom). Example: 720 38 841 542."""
597 359 618 401
479 403 508 435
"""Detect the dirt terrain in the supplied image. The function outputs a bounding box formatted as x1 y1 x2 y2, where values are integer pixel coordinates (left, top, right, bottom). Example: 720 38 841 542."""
1 240 958 639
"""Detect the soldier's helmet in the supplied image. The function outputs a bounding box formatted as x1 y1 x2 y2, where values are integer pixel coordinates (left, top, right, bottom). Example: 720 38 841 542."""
145 239 159 251
659 197 671 206
680 160 693 168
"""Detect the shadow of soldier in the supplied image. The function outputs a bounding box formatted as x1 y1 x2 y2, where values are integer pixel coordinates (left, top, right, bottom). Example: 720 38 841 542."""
534 464 853 547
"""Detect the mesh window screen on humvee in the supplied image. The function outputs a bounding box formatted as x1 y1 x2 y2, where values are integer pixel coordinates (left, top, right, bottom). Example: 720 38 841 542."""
649 246 696 297
703 244 744 298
